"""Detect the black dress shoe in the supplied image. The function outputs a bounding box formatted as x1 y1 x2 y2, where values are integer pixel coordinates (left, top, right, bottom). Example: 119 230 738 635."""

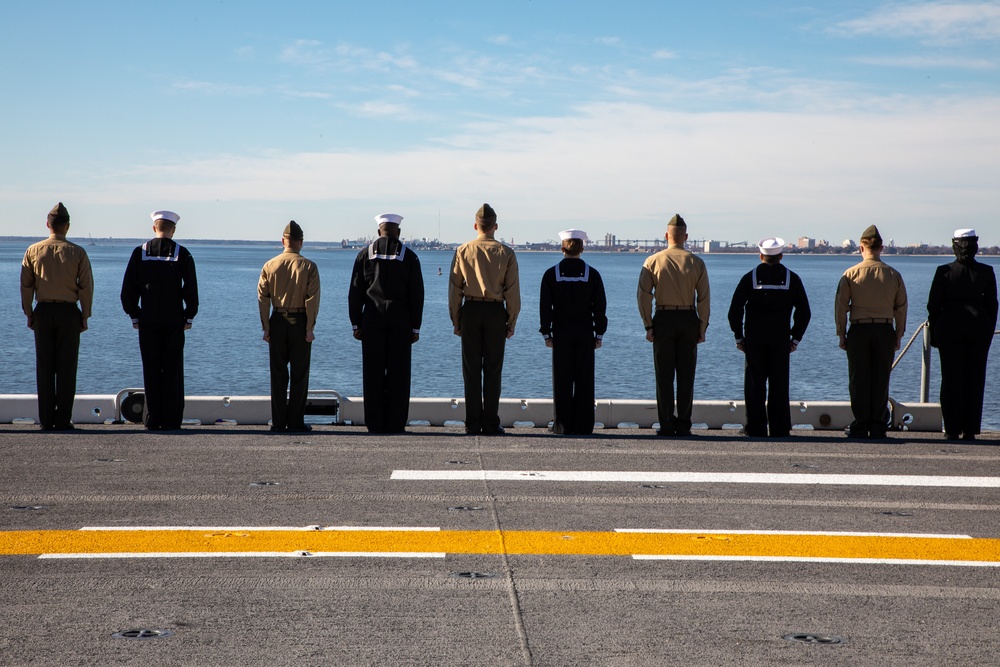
483 426 505 435
287 424 313 432
674 429 693 437
655 428 674 437
845 426 869 439
962 433 977 441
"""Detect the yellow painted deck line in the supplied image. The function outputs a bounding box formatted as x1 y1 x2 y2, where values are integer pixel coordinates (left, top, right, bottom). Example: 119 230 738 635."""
2 529 999 563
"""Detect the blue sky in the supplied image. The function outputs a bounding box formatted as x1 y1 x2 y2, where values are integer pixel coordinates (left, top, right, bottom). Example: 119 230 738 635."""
2 1 998 244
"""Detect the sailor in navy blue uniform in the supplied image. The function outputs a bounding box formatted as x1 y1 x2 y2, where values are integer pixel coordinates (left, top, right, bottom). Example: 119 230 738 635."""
927 228 998 441
120 210 199 430
539 229 608 435
727 237 810 437
349 213 425 433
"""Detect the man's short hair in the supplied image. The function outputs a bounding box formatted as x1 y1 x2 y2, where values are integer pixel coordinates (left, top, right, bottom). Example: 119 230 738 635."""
561 238 584 256
860 224 883 250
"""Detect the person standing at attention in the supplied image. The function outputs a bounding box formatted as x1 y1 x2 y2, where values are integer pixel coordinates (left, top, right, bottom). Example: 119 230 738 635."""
258 221 320 433
449 203 521 435
636 214 710 437
539 228 608 435
120 210 198 431
927 228 997 441
349 213 424 434
21 202 94 431
834 225 907 440
727 237 811 438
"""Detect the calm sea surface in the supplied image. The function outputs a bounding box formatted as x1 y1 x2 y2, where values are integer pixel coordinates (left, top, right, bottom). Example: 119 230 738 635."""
3 241 998 429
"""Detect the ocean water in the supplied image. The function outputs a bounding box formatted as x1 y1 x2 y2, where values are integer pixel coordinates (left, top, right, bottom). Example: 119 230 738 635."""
3 241 998 429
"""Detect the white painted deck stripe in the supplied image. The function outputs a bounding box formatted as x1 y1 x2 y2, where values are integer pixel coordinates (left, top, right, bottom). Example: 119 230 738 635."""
79 525 441 532
616 529 973 539
633 555 1000 567
39 551 446 560
391 470 1000 488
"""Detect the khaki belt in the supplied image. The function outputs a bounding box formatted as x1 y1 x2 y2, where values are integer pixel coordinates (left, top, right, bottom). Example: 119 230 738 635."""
851 318 893 325
464 296 502 303
657 305 695 311
275 307 306 313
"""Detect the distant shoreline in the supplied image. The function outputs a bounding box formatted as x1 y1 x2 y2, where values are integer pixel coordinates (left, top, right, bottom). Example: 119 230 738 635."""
2 236 995 256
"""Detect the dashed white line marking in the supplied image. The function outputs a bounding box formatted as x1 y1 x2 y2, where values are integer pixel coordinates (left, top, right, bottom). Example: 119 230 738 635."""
391 470 1000 488
632 555 1000 567
615 529 973 539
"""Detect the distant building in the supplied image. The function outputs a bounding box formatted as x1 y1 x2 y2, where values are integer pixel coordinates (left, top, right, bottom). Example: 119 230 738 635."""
797 236 816 250
703 240 722 253
842 239 856 249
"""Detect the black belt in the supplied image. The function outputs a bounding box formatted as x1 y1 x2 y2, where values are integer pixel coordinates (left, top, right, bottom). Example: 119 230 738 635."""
464 296 502 303
37 299 75 304
657 305 695 311
851 318 893 324
274 307 306 313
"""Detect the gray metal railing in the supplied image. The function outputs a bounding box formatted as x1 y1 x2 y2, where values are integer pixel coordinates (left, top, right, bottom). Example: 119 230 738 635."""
892 320 1000 403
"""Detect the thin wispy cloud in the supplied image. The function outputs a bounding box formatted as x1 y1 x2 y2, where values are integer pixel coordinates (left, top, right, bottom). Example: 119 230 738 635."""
833 2 1000 43
171 80 265 96
280 39 330 66
336 101 419 119
853 54 996 68
651 49 678 59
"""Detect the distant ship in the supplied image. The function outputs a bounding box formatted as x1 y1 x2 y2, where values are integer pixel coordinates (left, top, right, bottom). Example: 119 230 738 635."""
341 237 373 249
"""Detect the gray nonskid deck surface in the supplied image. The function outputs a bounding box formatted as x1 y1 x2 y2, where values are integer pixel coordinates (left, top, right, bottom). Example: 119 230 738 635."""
1 425 999 667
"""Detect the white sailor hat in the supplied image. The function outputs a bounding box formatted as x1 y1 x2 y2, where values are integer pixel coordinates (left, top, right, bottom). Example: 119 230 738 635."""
375 213 403 226
953 228 977 238
150 210 180 224
757 237 785 256
558 229 589 241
